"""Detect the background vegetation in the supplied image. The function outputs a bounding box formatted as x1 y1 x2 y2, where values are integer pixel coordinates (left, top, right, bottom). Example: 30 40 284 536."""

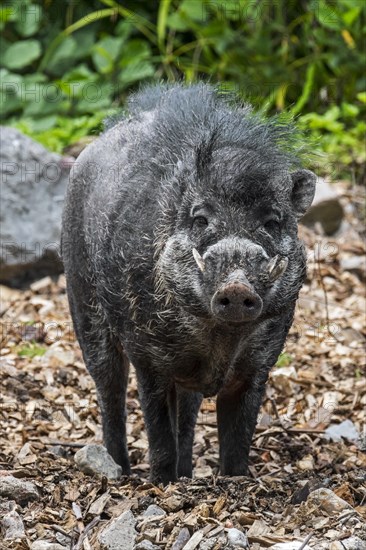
1 0 365 182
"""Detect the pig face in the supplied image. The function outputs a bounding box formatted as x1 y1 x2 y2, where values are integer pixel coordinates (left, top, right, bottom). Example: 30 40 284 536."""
156 158 316 326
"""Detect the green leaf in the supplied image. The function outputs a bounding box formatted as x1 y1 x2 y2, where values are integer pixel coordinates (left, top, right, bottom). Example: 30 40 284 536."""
341 7 362 27
3 40 41 69
23 73 48 85
167 11 190 31
357 92 366 104
0 70 23 94
26 115 57 132
57 65 98 100
0 72 47 115
118 60 155 87
75 82 112 113
314 0 341 30
46 36 77 72
0 7 14 24
276 353 292 368
23 84 68 117
168 0 207 30
118 39 155 88
15 3 42 36
179 0 206 21
73 28 96 60
92 36 124 73
341 102 359 117
0 92 22 116
76 95 111 114
115 19 133 39
18 343 46 358
119 40 152 66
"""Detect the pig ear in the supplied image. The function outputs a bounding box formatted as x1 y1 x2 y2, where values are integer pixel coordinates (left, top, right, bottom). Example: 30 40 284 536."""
290 169 317 219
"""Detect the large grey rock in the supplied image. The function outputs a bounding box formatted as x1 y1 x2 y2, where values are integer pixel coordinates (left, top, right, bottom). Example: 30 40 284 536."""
300 177 343 235
0 126 73 285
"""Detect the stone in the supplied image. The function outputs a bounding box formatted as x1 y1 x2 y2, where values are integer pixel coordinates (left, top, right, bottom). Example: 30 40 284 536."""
300 177 343 235
340 255 366 280
171 527 190 550
74 444 122 480
98 510 136 550
31 541 67 550
297 454 315 471
135 541 161 550
270 366 298 397
306 487 352 514
198 539 218 550
0 474 39 505
163 494 184 512
142 504 166 517
324 419 360 443
0 126 72 286
1 509 25 540
269 544 312 550
30 276 53 293
180 530 204 550
226 527 249 548
339 328 365 346
42 347 75 367
329 537 366 550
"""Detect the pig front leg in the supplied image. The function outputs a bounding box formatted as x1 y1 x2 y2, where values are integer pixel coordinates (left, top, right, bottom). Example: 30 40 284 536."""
177 389 202 478
136 368 178 484
217 318 292 475
217 373 268 476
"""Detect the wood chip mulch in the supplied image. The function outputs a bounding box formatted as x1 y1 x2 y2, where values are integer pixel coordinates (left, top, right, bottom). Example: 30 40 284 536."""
0 182 365 549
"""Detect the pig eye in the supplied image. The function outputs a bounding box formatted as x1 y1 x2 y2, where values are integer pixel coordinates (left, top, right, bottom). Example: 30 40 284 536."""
263 219 281 234
193 215 208 229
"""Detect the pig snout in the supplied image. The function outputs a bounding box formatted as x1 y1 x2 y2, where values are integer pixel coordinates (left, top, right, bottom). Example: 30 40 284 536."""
211 281 263 323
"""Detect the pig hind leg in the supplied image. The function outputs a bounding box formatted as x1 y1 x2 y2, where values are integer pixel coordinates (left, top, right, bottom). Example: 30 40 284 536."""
92 342 130 474
135 367 179 484
67 286 131 475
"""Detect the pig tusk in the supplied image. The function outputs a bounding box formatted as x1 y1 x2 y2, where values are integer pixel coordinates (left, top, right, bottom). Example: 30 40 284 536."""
267 255 279 276
268 255 288 282
192 248 205 272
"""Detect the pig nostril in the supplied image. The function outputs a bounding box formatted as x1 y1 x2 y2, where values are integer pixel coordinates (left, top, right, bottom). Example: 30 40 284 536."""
212 284 263 322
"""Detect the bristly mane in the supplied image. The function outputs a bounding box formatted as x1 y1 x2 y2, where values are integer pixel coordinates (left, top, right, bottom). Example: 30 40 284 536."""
104 82 306 181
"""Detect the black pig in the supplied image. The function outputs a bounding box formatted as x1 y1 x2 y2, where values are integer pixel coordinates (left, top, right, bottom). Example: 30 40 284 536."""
61 83 316 484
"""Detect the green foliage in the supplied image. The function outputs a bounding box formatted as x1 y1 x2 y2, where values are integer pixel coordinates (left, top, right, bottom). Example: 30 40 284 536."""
1 0 365 180
299 93 366 179
14 111 111 153
17 342 47 358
